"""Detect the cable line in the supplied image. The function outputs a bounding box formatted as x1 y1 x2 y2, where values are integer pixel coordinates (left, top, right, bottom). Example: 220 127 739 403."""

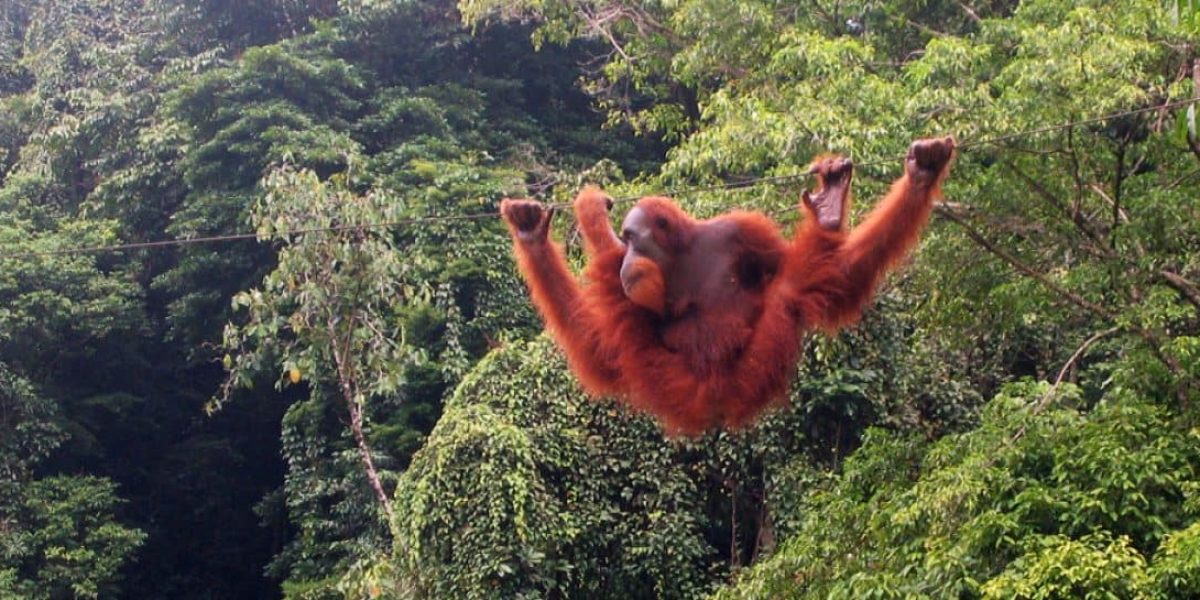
0 214 499 260
1 97 1197 260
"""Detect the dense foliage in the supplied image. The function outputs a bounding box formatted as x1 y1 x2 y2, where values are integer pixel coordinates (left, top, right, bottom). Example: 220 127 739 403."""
2 0 1200 598
712 382 1200 599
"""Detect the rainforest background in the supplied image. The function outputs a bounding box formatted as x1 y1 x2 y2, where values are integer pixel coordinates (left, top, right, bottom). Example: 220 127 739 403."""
3 0 1200 598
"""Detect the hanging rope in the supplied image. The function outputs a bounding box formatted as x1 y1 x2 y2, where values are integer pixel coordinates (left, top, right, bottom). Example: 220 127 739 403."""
1 97 1197 261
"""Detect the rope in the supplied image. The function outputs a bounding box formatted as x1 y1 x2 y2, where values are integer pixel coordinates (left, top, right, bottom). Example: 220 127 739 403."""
1 97 1196 260
956 97 1199 150
0 214 498 260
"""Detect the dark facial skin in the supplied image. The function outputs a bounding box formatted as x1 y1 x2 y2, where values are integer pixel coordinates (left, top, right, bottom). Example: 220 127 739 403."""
619 206 673 304
620 204 773 321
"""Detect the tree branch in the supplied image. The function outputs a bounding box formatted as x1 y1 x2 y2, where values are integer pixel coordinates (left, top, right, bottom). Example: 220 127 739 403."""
1187 135 1200 165
329 316 395 523
1160 269 1200 311
1190 60 1200 165
934 204 1117 320
905 18 948 37
1111 139 1127 249
1036 326 1121 409
956 1 983 23
936 204 1188 389
1053 327 1120 387
1001 161 1111 254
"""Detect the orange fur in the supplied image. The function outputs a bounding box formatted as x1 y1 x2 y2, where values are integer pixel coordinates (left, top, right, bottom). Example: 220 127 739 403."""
621 256 667 314
503 138 955 435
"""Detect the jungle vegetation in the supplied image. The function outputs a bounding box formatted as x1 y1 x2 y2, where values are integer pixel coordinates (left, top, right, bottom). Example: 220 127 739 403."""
2 0 1200 598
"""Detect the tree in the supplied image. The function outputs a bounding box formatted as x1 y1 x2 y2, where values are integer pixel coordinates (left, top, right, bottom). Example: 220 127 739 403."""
380 287 979 598
0 477 147 600
221 167 419 519
391 338 719 599
711 382 1200 599
0 0 662 597
0 365 145 600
